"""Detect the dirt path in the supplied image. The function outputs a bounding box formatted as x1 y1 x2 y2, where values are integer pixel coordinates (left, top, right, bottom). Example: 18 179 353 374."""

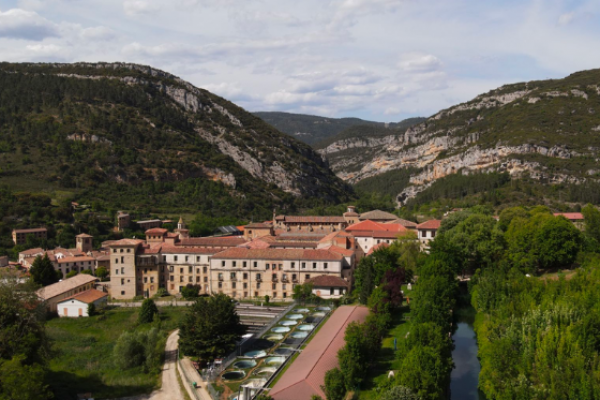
116 330 184 400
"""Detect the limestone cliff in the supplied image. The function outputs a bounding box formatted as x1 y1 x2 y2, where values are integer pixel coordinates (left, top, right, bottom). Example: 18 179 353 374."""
317 68 600 204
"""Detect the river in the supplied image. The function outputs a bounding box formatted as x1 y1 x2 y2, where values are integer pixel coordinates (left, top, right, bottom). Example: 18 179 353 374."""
449 308 486 400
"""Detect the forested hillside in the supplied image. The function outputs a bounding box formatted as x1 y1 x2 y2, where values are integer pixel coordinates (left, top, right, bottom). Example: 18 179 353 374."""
254 111 424 146
0 62 351 216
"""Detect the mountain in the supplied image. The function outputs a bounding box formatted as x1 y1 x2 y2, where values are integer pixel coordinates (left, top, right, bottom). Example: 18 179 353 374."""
318 69 600 206
0 62 351 218
253 111 424 146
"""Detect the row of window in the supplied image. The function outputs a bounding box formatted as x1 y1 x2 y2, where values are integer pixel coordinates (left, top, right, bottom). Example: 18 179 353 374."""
219 261 328 270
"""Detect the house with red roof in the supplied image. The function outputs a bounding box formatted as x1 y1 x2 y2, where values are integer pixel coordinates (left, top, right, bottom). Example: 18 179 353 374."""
57 289 108 317
346 220 408 254
417 219 442 251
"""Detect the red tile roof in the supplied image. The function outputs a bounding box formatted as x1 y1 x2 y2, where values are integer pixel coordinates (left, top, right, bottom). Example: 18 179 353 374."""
179 237 247 247
145 228 168 235
326 246 355 257
244 223 273 229
13 227 47 233
346 220 389 232
109 238 145 247
283 216 347 224
160 245 219 255
554 212 584 221
417 219 442 230
306 275 349 288
385 218 418 228
60 288 107 304
212 248 344 261
270 306 369 400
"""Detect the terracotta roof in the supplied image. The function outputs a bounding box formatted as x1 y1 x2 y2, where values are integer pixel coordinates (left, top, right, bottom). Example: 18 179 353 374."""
56 256 96 264
275 233 327 241
75 233 93 238
18 248 45 257
179 237 247 247
13 227 47 233
554 212 584 220
282 216 347 223
417 219 442 230
241 238 273 249
270 306 369 400
306 275 349 288
386 218 418 228
269 241 318 249
244 223 272 229
109 238 145 247
36 274 98 301
145 228 168 235
323 245 355 257
351 230 404 239
358 209 397 221
60 288 107 304
161 245 219 255
346 220 389 232
212 248 344 261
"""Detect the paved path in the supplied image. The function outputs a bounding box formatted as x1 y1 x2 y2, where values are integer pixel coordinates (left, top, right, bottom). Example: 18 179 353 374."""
115 330 184 400
180 357 213 400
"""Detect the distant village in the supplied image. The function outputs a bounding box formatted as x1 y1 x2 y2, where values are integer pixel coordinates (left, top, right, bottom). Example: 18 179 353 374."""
5 207 585 318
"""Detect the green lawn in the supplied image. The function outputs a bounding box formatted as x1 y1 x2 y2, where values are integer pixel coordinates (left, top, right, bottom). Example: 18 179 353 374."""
46 306 185 400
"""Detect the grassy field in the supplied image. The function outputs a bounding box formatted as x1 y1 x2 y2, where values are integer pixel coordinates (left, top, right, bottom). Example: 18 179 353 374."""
46 306 185 400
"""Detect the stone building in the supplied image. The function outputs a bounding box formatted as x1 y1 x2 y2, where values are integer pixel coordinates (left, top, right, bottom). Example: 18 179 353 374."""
12 227 47 245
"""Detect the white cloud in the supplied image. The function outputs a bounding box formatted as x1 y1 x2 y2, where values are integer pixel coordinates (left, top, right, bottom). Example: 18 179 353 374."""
0 9 59 40
81 26 117 41
398 53 443 73
558 12 575 25
26 43 62 54
123 0 160 16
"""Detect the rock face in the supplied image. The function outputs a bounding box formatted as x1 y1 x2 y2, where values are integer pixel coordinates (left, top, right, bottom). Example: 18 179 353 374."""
3 62 348 200
317 68 600 204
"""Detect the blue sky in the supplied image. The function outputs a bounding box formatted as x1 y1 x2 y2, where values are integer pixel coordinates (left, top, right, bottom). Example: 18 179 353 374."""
1 0 599 121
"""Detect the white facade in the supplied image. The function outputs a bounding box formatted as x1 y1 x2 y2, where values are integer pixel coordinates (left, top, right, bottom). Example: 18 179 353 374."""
311 286 347 299
354 236 395 254
57 296 107 318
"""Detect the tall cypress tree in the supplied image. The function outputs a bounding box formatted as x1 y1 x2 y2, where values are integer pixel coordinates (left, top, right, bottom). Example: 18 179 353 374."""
30 254 58 287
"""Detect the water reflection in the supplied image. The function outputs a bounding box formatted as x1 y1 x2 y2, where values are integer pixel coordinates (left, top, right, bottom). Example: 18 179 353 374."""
450 309 486 400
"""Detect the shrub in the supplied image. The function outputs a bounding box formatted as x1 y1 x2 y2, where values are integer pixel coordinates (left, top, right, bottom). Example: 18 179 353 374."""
138 299 158 324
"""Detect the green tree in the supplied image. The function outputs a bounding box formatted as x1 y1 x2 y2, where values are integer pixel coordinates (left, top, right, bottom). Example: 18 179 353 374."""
582 204 600 243
338 322 371 390
379 386 420 400
292 283 314 304
30 253 58 287
0 356 52 400
322 367 346 400
179 294 245 362
66 270 78 278
87 302 96 317
181 284 200 299
138 299 158 324
95 266 108 280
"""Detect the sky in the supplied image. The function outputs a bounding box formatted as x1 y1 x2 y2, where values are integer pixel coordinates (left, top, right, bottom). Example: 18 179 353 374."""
1 0 599 122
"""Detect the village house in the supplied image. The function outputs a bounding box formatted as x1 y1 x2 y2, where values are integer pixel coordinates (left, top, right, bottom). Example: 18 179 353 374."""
117 211 130 231
346 220 408 254
12 227 47 245
417 219 442 251
36 274 99 313
57 289 108 317
17 233 109 277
